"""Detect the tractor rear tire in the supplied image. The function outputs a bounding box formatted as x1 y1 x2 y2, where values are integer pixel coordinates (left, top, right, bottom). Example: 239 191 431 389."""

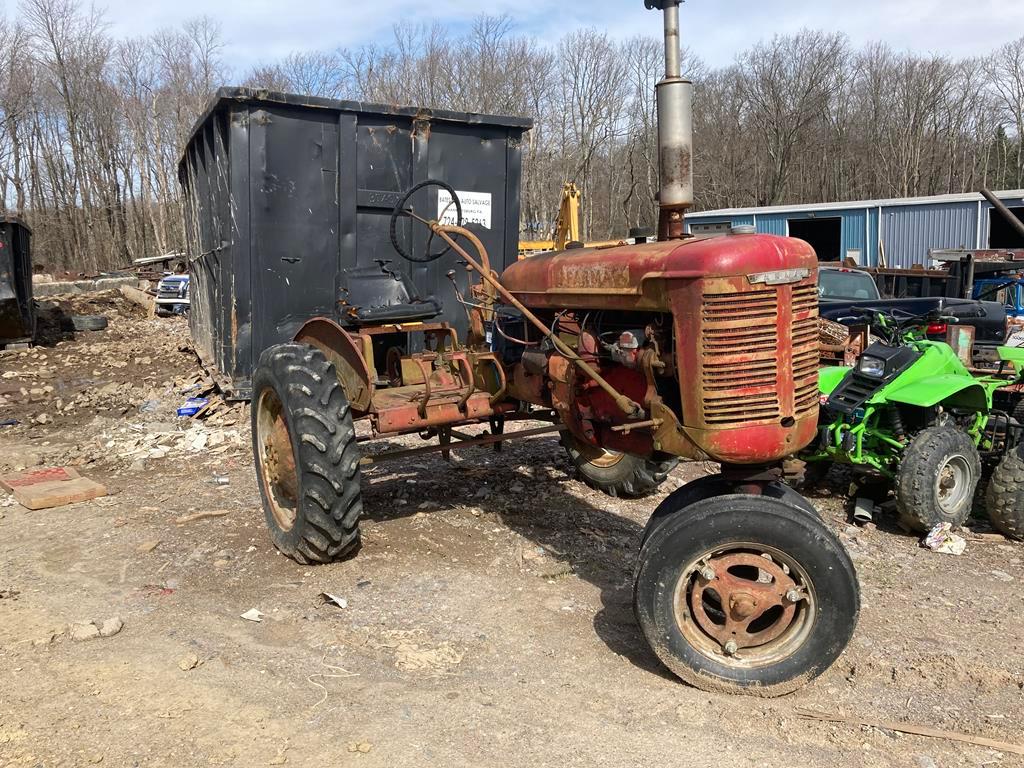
895 426 981 532
641 475 819 546
985 444 1024 540
634 494 859 696
251 343 363 564
563 434 677 499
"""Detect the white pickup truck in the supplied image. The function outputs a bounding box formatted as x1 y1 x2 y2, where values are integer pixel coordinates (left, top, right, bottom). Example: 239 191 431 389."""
155 273 189 316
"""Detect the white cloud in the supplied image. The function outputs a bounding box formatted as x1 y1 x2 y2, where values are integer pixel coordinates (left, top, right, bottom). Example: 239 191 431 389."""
88 0 1024 74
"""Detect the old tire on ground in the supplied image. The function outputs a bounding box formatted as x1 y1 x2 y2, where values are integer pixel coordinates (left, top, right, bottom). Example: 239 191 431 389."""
895 426 981 532
72 314 108 331
641 475 819 546
251 342 363 564
985 444 1024 540
634 494 859 696
562 434 677 498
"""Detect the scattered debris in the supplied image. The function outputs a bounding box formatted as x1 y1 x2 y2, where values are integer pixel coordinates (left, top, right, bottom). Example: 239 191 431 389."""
924 523 967 555
320 593 348 609
70 314 109 332
852 497 875 525
68 622 101 642
12 474 108 510
796 708 1024 756
0 588 19 600
99 617 124 637
0 466 80 492
307 652 360 709
240 608 264 623
347 742 373 754
136 539 161 553
174 509 230 525
208 475 230 486
176 397 209 417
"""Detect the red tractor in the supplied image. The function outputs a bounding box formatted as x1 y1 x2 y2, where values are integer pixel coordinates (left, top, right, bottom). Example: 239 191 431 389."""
250 0 859 696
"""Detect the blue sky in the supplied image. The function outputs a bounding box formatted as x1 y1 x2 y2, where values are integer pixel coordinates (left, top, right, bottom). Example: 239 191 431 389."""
94 0 1024 73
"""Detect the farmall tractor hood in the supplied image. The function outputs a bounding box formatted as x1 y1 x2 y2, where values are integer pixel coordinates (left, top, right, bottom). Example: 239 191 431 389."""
500 233 817 312
500 232 821 467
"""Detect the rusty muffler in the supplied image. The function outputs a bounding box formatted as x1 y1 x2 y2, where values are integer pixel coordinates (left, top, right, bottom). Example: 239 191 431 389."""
646 0 694 240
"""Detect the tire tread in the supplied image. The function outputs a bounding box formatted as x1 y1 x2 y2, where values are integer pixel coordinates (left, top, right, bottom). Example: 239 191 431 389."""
251 343 363 564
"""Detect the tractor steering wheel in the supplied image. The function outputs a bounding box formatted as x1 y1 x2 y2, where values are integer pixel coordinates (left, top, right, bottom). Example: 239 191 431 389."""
389 180 463 263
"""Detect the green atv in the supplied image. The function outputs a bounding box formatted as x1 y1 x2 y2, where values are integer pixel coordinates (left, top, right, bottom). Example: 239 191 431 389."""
803 308 1024 537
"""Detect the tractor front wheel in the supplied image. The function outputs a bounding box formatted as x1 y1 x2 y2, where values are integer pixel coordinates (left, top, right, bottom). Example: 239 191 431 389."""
633 494 859 696
251 343 363 564
641 474 819 546
563 434 677 498
895 426 981 532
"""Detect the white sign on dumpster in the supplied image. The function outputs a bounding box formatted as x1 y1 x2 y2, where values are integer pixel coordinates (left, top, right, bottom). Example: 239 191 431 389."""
438 190 492 230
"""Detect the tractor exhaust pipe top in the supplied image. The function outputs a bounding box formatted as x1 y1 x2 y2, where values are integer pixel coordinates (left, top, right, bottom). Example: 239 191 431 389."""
648 0 695 240
242 0 862 698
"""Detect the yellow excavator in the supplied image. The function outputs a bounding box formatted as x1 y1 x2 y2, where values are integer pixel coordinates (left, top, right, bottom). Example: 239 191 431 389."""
519 182 635 258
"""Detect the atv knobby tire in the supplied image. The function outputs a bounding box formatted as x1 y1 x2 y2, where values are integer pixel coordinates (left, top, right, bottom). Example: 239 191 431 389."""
895 426 981 532
251 343 363 564
562 434 677 498
985 444 1024 540
634 494 859 696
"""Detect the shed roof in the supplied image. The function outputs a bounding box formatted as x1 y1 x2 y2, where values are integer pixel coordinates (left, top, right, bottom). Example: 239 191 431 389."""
689 189 1024 218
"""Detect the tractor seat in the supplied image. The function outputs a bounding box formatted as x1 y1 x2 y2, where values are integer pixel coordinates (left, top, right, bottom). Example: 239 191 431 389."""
339 262 443 326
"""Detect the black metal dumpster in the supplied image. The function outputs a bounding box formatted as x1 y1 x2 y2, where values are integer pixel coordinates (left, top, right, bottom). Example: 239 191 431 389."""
0 217 34 346
179 88 531 398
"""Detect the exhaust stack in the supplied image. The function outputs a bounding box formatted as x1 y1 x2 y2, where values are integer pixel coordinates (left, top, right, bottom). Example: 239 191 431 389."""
645 0 694 240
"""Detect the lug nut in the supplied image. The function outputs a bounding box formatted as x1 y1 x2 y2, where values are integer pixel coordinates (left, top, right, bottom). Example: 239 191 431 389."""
786 589 803 603
723 639 738 656
698 566 716 581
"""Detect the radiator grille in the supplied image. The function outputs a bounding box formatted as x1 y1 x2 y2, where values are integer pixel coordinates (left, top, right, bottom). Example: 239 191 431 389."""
791 283 820 417
701 288 780 425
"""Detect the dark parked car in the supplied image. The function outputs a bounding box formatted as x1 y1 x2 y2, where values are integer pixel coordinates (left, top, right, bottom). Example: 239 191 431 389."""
818 265 1008 355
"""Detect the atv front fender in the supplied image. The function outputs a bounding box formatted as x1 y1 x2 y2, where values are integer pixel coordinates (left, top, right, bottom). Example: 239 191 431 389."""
885 375 989 412
998 345 1024 370
819 366 851 397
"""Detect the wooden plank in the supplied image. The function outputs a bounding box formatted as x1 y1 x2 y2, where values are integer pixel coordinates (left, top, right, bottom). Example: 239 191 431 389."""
13 477 108 510
0 467 81 493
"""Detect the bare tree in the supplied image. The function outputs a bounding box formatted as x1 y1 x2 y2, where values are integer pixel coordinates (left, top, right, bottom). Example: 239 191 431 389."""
0 2 1021 272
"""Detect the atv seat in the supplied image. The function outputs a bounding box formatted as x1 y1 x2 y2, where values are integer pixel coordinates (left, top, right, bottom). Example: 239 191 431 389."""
339 262 443 326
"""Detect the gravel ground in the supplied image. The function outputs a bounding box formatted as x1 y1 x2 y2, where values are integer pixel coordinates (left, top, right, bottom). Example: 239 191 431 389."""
0 293 1022 767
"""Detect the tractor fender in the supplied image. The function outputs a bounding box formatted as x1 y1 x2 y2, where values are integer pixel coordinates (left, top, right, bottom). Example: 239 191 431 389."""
293 318 374 413
884 374 989 412
819 366 851 397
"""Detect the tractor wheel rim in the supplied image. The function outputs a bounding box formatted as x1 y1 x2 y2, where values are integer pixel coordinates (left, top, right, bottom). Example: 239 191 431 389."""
672 544 816 669
255 389 299 531
936 454 972 515
589 449 626 469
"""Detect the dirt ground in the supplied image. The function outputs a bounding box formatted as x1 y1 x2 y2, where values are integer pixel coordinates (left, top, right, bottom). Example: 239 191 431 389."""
1 292 1022 767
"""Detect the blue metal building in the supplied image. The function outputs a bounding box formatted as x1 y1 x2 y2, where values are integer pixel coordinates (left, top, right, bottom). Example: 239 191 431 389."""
684 189 1024 268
